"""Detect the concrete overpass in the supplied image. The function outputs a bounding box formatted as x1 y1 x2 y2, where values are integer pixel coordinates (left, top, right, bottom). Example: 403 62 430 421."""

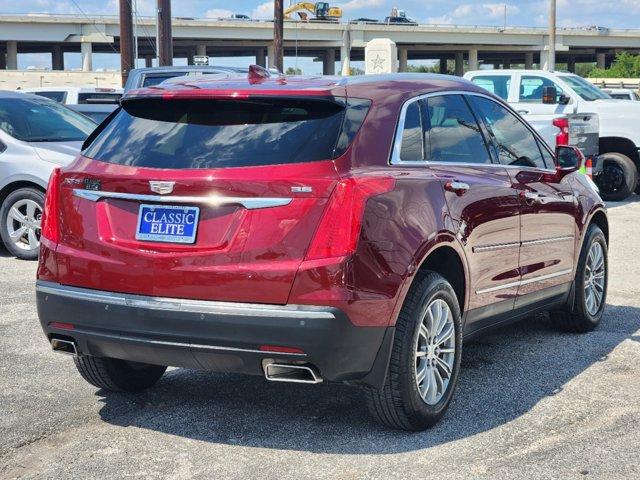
2 13 640 75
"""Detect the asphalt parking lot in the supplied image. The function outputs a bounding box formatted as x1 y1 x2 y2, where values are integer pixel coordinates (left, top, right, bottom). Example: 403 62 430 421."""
1 199 639 480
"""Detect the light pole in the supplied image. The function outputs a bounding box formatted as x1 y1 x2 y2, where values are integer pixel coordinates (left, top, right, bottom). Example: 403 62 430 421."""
548 0 556 71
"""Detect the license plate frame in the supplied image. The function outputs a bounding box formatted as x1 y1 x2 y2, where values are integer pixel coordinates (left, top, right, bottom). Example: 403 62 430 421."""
135 204 200 244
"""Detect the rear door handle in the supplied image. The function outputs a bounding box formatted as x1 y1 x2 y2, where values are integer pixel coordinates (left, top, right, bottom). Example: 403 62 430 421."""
444 181 470 196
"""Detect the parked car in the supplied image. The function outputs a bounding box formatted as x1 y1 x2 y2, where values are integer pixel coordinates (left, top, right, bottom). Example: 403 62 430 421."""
0 91 96 259
465 69 640 200
123 66 248 92
602 88 640 101
37 72 608 431
22 86 122 105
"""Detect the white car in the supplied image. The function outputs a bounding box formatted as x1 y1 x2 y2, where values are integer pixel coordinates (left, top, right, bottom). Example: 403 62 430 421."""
602 88 640 101
0 91 96 259
465 69 640 200
22 86 122 105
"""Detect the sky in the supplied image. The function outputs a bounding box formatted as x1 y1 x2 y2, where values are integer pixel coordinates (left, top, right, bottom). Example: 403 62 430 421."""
2 0 640 72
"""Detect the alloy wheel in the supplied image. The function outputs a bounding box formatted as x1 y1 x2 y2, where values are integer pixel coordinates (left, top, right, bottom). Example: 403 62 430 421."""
6 198 42 252
584 241 606 316
415 298 456 405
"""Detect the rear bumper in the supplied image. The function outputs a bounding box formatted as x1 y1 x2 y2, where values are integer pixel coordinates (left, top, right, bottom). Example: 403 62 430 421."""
36 281 392 386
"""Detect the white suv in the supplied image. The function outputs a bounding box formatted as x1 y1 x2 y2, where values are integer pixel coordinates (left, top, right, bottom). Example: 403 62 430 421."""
465 70 640 200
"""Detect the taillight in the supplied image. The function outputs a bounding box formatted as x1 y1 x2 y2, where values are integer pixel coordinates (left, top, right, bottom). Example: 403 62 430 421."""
41 168 61 244
553 117 570 146
305 177 395 260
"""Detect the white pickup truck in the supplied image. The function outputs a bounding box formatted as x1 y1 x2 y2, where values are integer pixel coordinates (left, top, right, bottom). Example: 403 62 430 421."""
465 70 640 200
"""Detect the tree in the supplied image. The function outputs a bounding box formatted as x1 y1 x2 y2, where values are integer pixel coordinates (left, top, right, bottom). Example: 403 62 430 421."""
285 66 303 75
588 51 640 78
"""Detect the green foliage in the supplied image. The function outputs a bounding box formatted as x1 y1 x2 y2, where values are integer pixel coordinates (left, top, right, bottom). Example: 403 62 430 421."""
285 67 303 75
588 52 640 78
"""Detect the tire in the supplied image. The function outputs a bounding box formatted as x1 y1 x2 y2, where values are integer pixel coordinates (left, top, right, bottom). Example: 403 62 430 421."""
74 356 167 392
0 188 45 260
596 152 637 201
550 224 608 333
365 272 462 431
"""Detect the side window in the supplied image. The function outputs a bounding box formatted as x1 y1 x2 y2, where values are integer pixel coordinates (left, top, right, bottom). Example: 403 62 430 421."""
470 96 548 169
425 95 492 164
469 75 511 101
519 76 565 103
399 100 424 161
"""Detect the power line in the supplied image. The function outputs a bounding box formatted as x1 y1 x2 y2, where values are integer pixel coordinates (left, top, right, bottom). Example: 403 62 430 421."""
68 0 121 56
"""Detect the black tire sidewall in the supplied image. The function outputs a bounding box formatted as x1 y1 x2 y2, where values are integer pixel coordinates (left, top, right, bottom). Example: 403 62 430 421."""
0 188 45 260
399 274 463 423
597 152 637 201
574 225 608 327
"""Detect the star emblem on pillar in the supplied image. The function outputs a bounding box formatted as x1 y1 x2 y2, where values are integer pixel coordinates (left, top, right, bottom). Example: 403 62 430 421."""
371 54 385 72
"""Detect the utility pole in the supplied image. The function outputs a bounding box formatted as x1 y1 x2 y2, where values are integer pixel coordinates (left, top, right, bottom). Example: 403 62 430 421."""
119 0 135 86
273 0 284 71
157 0 173 66
548 0 556 71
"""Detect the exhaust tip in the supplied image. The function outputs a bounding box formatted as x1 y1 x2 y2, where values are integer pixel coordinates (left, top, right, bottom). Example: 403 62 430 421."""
50 338 78 356
264 363 322 384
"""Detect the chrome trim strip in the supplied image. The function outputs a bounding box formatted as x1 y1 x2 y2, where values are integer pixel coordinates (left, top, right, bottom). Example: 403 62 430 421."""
36 281 335 320
522 235 574 246
476 268 573 295
473 242 520 253
73 189 292 210
474 235 574 252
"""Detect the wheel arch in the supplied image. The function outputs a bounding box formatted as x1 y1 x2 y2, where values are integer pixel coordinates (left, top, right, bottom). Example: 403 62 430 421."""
599 136 640 167
0 178 47 207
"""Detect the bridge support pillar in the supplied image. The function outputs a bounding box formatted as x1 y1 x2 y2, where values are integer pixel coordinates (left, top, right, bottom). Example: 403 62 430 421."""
6 41 17 70
439 58 447 74
323 48 335 75
52 45 64 70
256 48 266 67
468 48 478 71
81 41 92 71
340 28 350 75
267 44 276 69
455 52 464 76
525 52 534 69
398 48 408 72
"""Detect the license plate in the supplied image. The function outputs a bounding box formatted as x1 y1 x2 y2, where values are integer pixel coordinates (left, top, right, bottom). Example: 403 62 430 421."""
136 204 200 244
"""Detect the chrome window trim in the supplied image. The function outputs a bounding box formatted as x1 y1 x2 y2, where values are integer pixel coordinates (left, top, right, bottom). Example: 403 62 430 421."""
475 268 573 295
73 189 292 210
36 280 335 320
389 90 557 173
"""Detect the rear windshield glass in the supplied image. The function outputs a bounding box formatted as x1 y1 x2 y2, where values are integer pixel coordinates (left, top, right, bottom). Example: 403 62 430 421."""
83 97 367 169
0 97 96 142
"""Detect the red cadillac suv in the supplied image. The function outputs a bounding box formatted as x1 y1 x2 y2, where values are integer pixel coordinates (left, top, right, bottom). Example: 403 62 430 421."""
37 68 608 431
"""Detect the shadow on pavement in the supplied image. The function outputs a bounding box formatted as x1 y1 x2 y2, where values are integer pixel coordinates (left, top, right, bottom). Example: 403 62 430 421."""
96 304 640 454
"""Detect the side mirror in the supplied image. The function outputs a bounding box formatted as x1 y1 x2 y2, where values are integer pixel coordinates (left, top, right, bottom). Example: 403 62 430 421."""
542 86 558 104
555 145 584 175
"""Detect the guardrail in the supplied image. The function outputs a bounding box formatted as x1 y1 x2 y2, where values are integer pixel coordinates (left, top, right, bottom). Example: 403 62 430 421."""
587 78 640 89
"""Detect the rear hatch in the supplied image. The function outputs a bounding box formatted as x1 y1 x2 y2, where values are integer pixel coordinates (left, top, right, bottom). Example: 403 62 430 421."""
55 95 363 304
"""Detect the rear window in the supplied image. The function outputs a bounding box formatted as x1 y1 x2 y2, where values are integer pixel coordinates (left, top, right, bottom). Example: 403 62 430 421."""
77 93 122 104
33 91 67 103
83 97 369 169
